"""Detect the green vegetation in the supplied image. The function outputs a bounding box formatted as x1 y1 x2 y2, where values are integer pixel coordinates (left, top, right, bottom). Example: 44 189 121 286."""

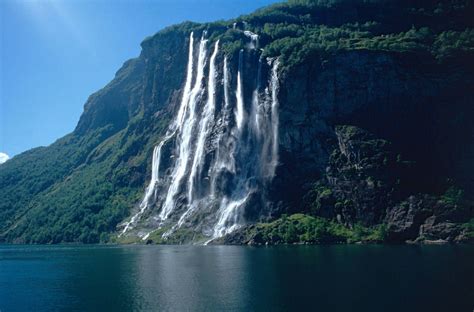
237 0 473 71
144 0 473 71
0 0 472 244
304 184 334 215
0 112 171 244
461 219 474 240
260 23 473 72
441 186 464 205
140 226 206 245
247 214 386 244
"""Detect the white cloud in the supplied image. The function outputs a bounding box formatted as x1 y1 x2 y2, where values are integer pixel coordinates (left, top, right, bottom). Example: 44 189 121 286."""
0 152 10 164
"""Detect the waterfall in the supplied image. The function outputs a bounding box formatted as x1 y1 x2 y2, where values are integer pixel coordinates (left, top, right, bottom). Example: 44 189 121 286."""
269 58 280 178
178 41 219 227
215 56 235 173
159 35 208 221
250 59 263 137
208 61 280 242
243 30 259 49
188 41 219 202
223 57 231 113
175 32 195 131
206 194 249 243
120 33 196 236
120 144 160 235
124 29 281 243
235 50 245 131
209 56 235 197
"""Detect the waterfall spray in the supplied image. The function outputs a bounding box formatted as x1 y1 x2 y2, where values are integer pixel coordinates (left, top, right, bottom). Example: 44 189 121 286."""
243 30 259 49
209 56 236 197
126 30 281 243
120 144 161 235
188 40 219 202
177 41 220 227
120 32 195 236
159 35 208 221
208 57 280 242
269 58 280 177
250 58 263 137
175 33 195 131
235 50 245 131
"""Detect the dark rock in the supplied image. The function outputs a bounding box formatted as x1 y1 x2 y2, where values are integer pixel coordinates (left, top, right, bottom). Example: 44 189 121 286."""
385 195 472 243
418 218 462 242
385 195 434 242
274 49 474 221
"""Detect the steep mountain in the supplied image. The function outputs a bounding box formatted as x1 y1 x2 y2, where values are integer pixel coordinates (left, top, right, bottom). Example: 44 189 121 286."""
1 0 473 244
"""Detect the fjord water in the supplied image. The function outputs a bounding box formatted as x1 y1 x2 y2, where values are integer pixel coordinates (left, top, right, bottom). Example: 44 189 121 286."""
1 245 473 311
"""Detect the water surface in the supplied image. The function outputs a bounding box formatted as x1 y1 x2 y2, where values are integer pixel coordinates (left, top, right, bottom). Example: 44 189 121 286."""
0 244 472 311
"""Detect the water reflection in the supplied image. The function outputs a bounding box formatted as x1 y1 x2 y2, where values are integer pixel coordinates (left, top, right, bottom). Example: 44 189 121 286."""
134 246 251 311
1 245 473 312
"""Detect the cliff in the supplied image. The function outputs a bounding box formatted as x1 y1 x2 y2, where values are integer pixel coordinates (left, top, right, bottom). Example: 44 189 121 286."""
0 0 473 244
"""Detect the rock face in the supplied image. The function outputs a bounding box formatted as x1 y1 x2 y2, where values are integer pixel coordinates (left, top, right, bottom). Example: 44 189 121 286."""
269 49 474 243
0 1 473 244
326 125 404 225
384 195 472 243
384 195 434 242
276 50 474 204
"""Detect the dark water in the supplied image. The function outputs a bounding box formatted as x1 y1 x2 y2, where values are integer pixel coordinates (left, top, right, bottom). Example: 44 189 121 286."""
0 245 473 312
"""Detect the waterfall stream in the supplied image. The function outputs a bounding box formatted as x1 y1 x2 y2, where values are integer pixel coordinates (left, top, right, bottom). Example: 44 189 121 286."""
179 40 220 227
121 30 280 242
159 34 209 221
235 50 245 131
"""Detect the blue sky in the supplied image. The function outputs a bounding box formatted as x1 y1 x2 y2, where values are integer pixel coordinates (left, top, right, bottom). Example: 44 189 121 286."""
0 0 280 158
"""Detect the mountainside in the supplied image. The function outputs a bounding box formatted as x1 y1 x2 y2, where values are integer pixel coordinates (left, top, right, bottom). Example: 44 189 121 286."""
1 0 473 244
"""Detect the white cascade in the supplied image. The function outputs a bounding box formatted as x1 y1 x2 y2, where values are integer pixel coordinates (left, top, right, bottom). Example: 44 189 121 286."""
206 194 249 243
120 32 195 236
187 40 219 202
234 50 245 131
250 58 263 137
120 144 161 235
159 35 208 221
208 56 236 198
174 33 196 131
127 30 281 243
269 58 280 177
208 58 280 241
178 40 219 227
243 30 259 49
